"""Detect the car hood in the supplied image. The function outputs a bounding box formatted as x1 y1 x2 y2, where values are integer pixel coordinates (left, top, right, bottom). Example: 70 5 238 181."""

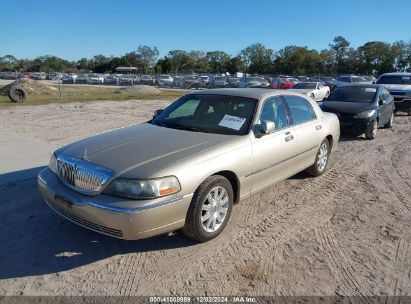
320 101 376 114
383 84 411 92
57 123 237 179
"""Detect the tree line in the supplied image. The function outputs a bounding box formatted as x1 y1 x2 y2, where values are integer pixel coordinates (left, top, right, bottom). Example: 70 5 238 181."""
1 36 410 76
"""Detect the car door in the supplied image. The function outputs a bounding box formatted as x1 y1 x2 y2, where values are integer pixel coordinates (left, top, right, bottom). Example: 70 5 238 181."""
250 96 297 192
377 88 392 126
283 95 323 171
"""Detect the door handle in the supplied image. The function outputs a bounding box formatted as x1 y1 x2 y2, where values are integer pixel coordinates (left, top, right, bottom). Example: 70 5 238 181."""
315 125 322 130
285 135 294 142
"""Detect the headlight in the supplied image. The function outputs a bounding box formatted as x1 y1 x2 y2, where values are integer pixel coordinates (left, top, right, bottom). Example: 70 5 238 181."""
49 153 57 174
354 109 376 118
104 176 181 199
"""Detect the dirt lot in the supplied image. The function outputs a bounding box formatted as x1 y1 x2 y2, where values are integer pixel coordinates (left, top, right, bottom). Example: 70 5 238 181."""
0 99 410 297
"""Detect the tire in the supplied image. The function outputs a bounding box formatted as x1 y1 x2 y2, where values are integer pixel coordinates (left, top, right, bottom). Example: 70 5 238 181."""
8 86 27 103
365 120 378 140
384 112 394 128
182 175 234 242
306 138 330 177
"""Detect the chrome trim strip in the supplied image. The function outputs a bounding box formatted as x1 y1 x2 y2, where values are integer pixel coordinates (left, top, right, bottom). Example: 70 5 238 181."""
245 145 318 177
88 196 185 213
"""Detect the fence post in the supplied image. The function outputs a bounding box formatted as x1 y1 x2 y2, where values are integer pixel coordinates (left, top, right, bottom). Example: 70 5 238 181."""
59 80 62 102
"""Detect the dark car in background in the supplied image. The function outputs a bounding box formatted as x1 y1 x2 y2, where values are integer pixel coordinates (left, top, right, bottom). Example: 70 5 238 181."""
320 84 394 139
209 76 228 88
76 74 89 84
184 76 200 88
173 76 185 88
376 72 411 116
227 77 240 88
104 75 119 85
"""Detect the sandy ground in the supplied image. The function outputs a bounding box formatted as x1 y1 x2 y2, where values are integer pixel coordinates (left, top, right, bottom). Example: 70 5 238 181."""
0 99 410 297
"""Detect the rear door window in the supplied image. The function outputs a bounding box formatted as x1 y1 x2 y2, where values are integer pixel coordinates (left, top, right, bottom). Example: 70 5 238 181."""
260 96 291 130
283 95 317 125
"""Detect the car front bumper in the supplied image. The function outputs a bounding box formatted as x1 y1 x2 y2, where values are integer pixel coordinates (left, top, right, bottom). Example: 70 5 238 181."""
393 98 411 112
339 117 375 134
38 168 192 240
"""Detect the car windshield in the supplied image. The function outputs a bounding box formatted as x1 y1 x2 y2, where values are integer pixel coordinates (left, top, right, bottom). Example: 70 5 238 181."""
151 94 258 135
376 75 411 85
160 75 170 79
326 86 377 103
293 82 317 89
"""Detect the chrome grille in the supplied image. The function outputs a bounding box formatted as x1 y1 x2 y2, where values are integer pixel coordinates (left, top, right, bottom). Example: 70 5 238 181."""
57 154 113 194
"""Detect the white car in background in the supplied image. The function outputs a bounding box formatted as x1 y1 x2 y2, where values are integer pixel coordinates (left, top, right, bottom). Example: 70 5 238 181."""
289 82 330 101
332 75 370 88
158 75 174 87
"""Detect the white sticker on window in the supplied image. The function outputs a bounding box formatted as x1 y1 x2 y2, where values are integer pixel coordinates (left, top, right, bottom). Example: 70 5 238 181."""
218 114 246 130
402 76 410 80
365 88 376 92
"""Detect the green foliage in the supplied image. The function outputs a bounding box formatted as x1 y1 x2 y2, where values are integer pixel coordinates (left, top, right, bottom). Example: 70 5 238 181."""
240 43 274 74
136 45 159 73
2 37 411 75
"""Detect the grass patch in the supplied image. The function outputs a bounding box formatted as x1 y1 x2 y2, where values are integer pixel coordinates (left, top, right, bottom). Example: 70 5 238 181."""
0 85 189 107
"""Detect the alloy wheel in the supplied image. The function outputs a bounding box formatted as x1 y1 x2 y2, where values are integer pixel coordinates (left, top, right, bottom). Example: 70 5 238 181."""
317 142 328 172
201 186 229 233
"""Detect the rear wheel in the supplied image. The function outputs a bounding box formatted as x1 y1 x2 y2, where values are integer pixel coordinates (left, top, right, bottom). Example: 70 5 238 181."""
182 176 233 242
365 120 378 140
306 139 330 177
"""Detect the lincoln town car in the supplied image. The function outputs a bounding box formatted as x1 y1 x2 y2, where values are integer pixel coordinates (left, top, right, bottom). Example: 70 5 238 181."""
38 89 340 242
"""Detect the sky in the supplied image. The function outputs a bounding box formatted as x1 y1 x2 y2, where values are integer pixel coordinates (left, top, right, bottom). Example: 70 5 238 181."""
1 0 410 61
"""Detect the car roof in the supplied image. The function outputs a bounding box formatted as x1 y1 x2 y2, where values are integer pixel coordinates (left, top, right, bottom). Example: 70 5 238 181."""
380 72 411 76
337 84 381 88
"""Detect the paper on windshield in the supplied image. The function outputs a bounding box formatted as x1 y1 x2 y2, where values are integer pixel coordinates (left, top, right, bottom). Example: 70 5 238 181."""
365 88 376 92
218 114 246 130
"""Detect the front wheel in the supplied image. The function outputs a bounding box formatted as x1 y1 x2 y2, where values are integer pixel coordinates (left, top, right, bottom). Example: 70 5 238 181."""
306 139 330 177
365 120 378 140
182 176 233 242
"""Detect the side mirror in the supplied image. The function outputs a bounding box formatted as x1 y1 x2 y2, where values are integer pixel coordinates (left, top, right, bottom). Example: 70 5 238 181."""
261 120 275 134
378 96 385 105
153 109 163 118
